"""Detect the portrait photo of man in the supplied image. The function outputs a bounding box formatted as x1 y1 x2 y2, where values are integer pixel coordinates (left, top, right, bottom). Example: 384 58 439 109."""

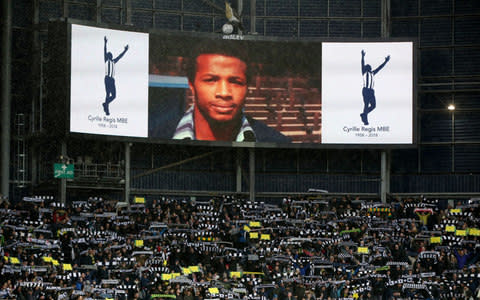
173 45 291 142
148 35 322 144
149 40 295 143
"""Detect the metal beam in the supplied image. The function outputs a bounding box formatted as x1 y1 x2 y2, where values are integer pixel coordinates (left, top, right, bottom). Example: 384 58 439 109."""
1 0 12 200
249 148 255 201
59 141 67 205
130 188 381 199
250 0 256 34
237 0 243 34
380 0 391 203
381 0 391 38
124 142 131 205
380 150 390 203
97 0 102 24
125 0 132 25
236 148 242 193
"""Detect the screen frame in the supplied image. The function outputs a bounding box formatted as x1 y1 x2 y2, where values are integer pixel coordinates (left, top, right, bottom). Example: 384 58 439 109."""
62 19 417 150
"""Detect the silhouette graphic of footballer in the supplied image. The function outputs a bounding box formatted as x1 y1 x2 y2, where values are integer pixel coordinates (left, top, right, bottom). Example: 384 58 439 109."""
103 36 129 116
360 50 390 125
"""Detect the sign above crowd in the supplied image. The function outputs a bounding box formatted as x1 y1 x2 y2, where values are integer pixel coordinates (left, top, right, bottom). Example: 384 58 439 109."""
48 20 415 148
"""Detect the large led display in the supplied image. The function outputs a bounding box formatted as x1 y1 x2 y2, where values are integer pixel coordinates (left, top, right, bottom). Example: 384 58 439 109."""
67 22 414 147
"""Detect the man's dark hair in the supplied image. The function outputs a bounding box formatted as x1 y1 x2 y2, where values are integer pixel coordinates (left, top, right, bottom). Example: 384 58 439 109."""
186 39 251 84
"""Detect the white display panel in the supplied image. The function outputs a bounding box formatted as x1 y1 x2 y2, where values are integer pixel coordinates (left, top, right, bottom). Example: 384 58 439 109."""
321 42 413 144
70 24 149 137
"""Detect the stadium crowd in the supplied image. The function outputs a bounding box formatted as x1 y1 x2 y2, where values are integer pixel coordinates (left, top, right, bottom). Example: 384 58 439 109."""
0 194 479 299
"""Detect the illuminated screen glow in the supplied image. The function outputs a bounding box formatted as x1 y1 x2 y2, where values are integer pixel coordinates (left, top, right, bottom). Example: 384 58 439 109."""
147 35 322 144
69 23 414 146
70 24 150 137
321 42 413 144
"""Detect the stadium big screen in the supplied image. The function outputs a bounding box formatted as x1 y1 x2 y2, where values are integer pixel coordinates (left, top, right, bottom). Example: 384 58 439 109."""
67 22 415 147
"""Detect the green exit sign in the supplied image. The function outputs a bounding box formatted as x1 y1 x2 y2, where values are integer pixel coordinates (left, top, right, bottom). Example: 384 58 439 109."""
54 163 74 179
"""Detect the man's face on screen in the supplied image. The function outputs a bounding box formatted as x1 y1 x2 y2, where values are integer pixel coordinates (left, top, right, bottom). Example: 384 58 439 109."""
190 54 247 124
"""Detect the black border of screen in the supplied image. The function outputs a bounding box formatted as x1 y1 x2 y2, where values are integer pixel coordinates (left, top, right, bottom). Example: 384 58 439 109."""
62 18 417 150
